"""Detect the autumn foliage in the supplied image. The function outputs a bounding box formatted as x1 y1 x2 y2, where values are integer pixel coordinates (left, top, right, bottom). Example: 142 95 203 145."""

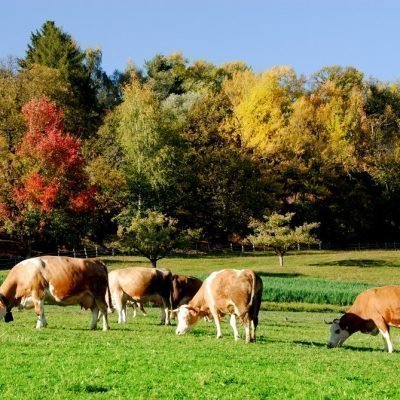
0 97 97 247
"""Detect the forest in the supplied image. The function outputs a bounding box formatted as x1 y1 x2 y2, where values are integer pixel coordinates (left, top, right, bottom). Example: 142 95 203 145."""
1 20 400 253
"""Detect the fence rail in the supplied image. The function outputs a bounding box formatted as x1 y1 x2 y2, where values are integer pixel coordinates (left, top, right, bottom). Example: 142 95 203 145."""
0 241 399 270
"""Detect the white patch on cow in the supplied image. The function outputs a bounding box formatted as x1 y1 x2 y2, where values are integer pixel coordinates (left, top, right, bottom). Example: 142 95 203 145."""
175 305 192 335
327 319 350 348
48 284 62 303
205 271 223 338
379 329 393 353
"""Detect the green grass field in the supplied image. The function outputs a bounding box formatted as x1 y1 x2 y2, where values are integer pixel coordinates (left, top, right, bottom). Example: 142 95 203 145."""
2 250 400 399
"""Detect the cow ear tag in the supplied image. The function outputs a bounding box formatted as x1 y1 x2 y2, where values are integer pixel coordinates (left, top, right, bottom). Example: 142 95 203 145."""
4 311 13 323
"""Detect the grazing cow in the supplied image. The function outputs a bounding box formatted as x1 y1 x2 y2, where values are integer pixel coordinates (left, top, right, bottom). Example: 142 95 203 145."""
327 285 400 352
0 256 112 330
171 275 203 309
108 267 172 325
175 269 263 342
126 275 203 320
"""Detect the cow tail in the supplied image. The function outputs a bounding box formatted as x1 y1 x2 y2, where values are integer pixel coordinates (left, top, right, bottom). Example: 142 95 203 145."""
98 260 114 313
169 274 174 310
249 271 256 307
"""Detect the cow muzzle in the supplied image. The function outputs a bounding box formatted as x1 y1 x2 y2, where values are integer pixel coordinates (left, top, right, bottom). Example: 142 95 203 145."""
4 311 13 323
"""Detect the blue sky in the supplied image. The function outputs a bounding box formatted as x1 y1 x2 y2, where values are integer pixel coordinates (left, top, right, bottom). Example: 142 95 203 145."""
1 0 399 81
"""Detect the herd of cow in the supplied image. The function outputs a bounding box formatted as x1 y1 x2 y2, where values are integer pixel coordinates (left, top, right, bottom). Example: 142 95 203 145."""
0 255 399 351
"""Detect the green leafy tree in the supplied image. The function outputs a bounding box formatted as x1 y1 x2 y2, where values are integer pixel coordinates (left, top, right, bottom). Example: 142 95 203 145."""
118 210 184 267
116 76 179 211
19 20 100 138
247 212 319 267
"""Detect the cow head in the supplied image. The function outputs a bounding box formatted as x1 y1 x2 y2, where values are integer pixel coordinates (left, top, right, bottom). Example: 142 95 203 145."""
0 293 13 323
327 315 353 348
175 305 202 335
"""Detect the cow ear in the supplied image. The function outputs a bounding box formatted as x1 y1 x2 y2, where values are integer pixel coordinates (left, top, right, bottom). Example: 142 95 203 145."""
189 306 200 315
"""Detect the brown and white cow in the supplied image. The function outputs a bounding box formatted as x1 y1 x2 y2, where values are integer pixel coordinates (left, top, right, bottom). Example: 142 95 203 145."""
175 269 263 343
171 275 203 309
0 256 112 330
108 267 173 325
327 285 400 352
124 275 202 320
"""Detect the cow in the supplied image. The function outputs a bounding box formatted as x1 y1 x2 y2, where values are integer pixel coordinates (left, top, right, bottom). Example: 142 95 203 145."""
327 285 400 352
0 256 112 330
123 275 202 320
107 267 173 325
171 275 203 310
175 269 263 343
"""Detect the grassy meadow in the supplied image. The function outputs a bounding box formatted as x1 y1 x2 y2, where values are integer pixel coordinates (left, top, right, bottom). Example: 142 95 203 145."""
2 250 400 399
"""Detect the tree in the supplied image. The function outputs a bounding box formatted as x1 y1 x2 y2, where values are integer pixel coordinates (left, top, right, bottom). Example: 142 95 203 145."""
0 97 97 254
117 210 184 267
19 21 101 138
116 76 180 211
247 213 319 267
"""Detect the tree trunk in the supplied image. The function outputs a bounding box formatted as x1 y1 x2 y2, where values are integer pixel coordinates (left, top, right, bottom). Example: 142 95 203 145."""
24 238 32 258
150 258 157 268
278 253 284 267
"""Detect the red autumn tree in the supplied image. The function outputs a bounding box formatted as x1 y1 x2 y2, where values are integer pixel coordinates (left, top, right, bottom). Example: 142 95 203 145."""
0 97 97 254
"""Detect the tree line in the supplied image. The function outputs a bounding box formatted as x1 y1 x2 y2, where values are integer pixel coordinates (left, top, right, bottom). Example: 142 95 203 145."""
1 20 400 254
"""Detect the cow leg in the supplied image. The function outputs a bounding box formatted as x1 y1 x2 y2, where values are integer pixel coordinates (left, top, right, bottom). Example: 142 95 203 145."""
33 298 47 329
161 298 170 326
139 302 147 316
92 300 110 331
229 314 240 341
373 316 393 352
379 327 393 353
250 320 256 343
112 291 125 324
90 306 99 330
244 321 251 343
210 308 222 339
131 301 137 318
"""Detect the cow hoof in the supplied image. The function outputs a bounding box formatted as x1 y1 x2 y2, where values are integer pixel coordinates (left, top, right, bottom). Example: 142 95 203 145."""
234 336 241 341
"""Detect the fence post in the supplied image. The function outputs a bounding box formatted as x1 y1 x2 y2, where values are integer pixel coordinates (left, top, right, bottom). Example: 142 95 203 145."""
297 243 300 251
230 243 233 252
84 247 88 258
252 243 255 252
73 248 76 258
319 241 322 250
57 247 60 256
112 248 115 256
241 244 244 253
95 246 98 257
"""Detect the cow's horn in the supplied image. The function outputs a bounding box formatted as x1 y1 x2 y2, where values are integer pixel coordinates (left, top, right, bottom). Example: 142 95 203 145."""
324 320 333 325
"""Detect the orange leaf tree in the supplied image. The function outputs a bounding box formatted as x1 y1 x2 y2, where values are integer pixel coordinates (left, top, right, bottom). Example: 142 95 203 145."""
0 97 97 254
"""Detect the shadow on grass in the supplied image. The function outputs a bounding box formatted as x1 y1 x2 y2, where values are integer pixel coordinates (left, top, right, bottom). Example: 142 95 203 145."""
309 259 397 268
166 252 275 260
293 340 327 348
69 384 109 394
295 341 379 352
102 258 149 266
256 271 303 278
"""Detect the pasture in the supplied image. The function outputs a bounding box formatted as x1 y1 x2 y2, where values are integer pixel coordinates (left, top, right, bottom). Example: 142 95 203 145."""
2 250 400 399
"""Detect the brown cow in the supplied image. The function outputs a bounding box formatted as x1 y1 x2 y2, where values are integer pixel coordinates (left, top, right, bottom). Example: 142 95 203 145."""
124 275 202 320
327 285 400 352
0 256 111 330
108 267 172 325
175 269 263 342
